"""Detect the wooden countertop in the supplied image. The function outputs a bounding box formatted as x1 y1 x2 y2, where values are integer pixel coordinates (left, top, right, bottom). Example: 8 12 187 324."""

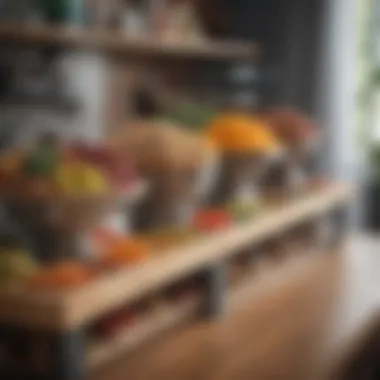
0 22 258 60
92 237 380 380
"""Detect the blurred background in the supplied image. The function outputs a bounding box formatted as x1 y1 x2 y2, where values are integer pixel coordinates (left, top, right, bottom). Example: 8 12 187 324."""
0 1 379 380
0 0 360 173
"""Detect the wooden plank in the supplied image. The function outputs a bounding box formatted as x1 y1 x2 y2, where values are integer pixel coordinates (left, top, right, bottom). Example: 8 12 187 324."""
87 294 202 371
0 22 258 60
0 182 353 331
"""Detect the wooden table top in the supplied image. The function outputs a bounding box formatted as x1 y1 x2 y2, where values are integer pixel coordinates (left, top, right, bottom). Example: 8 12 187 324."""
92 237 380 380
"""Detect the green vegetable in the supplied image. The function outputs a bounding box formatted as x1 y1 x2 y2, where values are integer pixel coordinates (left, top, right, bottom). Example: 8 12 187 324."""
166 101 216 128
24 148 58 177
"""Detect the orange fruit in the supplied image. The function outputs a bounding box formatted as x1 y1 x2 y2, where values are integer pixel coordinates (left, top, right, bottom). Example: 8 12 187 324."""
29 261 92 289
99 238 151 268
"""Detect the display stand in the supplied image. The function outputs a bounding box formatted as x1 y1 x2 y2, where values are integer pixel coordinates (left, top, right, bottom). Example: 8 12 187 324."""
0 182 353 380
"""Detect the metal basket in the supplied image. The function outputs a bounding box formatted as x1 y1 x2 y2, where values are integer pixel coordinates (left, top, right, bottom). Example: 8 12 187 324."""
210 152 265 206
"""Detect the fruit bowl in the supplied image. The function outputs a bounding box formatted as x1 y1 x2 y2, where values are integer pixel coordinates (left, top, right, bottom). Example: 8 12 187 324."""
4 182 148 263
134 168 204 230
0 136 148 262
205 112 281 206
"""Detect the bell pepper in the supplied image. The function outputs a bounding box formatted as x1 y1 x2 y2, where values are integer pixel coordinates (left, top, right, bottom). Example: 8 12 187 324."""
193 209 232 232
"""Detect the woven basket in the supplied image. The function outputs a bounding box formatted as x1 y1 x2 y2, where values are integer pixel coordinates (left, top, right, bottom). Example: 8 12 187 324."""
134 159 219 231
133 169 196 231
5 187 146 263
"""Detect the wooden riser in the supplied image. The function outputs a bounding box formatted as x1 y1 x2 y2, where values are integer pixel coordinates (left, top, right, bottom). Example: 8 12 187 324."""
0 182 352 331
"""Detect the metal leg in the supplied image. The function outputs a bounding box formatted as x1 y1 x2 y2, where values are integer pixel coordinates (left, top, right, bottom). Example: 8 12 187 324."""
50 329 85 380
204 262 228 318
330 205 349 248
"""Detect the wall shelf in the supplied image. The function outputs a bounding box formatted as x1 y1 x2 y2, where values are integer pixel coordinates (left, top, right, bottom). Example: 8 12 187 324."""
0 23 259 61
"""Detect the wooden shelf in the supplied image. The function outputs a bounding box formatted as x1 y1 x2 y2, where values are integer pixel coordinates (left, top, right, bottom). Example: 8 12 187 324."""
87 294 202 371
0 23 258 60
0 182 353 331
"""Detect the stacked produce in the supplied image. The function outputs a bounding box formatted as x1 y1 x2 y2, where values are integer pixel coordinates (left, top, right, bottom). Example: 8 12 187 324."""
25 233 151 290
205 112 280 206
0 107 320 290
0 134 139 199
0 133 144 262
0 227 153 290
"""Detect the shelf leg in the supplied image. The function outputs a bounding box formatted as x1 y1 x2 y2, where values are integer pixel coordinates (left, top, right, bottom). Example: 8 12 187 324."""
50 329 85 380
204 262 228 318
330 205 349 248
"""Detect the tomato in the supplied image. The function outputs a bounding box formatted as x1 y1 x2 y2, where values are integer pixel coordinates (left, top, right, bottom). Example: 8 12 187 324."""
193 209 232 231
